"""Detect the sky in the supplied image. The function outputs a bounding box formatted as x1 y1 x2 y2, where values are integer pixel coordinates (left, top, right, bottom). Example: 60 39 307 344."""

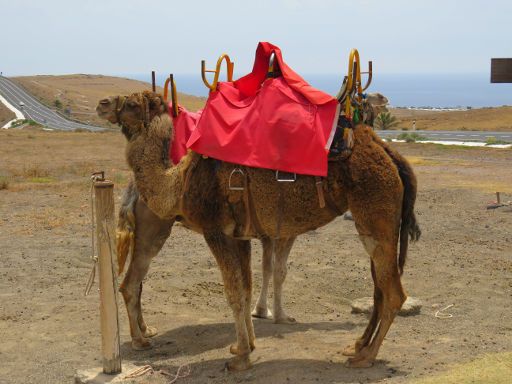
1 0 511 77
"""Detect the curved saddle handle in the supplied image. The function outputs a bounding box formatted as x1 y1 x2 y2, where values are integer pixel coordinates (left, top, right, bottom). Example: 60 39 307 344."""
163 74 179 117
336 49 373 116
201 54 235 92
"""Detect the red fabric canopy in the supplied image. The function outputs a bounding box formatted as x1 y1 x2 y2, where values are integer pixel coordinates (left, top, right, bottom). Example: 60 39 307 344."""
186 42 340 176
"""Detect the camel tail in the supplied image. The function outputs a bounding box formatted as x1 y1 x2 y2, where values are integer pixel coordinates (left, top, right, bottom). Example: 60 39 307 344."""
116 178 138 274
375 137 421 274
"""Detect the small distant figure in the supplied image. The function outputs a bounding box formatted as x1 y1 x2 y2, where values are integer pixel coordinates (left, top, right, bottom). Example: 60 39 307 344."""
412 120 416 131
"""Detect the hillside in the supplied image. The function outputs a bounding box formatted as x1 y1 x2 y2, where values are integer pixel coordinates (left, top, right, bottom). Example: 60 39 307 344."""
12 74 206 128
390 106 512 131
0 101 15 127
7 74 512 131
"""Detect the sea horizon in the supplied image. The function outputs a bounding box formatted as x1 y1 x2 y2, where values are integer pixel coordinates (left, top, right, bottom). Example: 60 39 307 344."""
117 72 512 109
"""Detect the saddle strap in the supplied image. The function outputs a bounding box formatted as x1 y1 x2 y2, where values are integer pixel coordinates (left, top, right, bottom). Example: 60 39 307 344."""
241 170 252 237
315 176 326 209
275 183 284 240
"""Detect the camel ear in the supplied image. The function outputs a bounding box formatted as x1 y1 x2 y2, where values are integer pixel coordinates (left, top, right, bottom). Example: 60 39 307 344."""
149 96 164 111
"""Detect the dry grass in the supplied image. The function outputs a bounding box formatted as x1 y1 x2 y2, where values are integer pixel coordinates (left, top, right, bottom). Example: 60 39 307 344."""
12 74 206 128
0 101 15 126
0 128 129 192
390 106 512 131
411 352 512 384
0 176 9 190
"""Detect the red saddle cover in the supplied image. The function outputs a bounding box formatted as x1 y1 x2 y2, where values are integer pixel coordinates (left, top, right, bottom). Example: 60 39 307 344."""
169 104 202 165
186 42 340 176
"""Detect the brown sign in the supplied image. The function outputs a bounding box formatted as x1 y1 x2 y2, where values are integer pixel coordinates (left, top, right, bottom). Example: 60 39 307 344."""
491 58 512 83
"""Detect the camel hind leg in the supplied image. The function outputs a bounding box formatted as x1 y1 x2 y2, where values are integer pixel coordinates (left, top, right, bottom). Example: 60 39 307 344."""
252 236 273 319
119 199 174 350
252 236 297 323
346 206 406 367
204 232 254 371
273 236 296 324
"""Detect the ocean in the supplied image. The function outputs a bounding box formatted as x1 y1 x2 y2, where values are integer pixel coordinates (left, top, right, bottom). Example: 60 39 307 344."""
121 73 512 109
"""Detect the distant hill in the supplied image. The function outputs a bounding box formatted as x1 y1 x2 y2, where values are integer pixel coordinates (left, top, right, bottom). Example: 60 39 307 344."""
7 74 512 132
11 74 206 128
390 106 512 131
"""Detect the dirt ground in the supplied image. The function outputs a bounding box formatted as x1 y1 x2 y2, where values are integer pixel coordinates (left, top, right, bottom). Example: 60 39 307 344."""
0 129 511 384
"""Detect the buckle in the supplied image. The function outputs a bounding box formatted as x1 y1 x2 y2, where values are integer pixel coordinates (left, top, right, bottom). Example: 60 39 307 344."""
275 171 296 182
228 168 245 191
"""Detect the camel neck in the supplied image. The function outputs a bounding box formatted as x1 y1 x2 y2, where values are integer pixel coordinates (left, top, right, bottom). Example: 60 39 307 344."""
125 115 184 219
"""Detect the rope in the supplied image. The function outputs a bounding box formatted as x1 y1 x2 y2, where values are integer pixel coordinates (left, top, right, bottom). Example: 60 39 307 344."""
435 304 454 319
123 364 191 382
84 176 99 296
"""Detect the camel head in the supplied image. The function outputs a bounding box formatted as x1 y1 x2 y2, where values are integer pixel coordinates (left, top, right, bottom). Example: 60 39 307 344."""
96 91 168 140
362 92 389 126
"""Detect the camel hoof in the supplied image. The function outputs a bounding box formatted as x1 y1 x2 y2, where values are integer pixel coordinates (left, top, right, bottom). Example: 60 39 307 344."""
346 357 374 368
131 337 153 351
225 354 252 371
252 306 272 319
143 326 158 338
342 344 357 356
273 314 296 324
230 344 255 355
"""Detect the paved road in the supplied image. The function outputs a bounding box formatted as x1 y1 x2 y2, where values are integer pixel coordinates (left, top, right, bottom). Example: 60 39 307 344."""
0 76 105 131
377 129 512 142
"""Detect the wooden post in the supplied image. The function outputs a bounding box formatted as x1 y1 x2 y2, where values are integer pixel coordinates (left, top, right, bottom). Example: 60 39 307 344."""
93 178 122 374
151 70 156 92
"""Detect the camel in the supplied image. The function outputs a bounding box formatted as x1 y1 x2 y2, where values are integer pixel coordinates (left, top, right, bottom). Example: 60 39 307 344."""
114 92 391 338
96 91 420 370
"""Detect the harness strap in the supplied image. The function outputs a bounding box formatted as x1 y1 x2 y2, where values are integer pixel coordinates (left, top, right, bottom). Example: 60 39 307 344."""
115 96 126 121
241 168 252 237
179 153 200 214
315 176 326 209
275 183 284 240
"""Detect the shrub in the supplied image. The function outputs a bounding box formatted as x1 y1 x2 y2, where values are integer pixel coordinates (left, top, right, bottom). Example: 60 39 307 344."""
54 99 63 109
485 136 510 145
374 112 399 130
397 132 427 143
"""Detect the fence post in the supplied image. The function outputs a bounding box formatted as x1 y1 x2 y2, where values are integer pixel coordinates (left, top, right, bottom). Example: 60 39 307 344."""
93 176 122 374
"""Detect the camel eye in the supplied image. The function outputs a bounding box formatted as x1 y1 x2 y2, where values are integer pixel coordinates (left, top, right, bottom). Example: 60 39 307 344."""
127 100 140 108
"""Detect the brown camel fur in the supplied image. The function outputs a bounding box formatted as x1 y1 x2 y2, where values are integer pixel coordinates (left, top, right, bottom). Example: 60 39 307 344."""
96 91 420 370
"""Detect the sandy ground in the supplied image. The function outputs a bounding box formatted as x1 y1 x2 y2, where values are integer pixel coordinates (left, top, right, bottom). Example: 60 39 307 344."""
0 129 511 383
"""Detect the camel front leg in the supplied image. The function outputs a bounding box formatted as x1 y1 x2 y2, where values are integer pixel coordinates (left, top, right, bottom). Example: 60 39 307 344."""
252 236 273 319
204 232 254 371
120 199 174 350
273 236 296 324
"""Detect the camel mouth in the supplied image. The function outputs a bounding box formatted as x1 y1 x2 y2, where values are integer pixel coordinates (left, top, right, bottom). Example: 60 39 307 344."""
95 106 118 124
